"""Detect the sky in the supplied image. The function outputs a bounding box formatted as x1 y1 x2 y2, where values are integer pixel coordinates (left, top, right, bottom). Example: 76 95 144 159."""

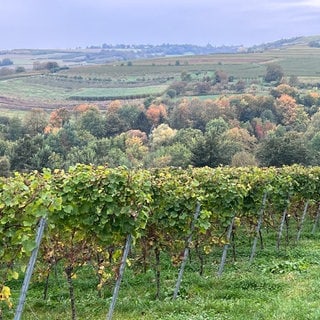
1 0 320 49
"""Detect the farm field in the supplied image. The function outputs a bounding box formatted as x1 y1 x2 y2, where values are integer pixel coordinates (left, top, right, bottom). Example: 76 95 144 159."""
0 36 320 113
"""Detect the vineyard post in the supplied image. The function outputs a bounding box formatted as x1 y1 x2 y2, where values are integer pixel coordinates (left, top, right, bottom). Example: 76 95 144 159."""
296 200 309 242
14 217 47 320
106 234 132 320
249 192 268 264
277 205 289 251
173 202 201 299
217 215 236 277
311 203 320 235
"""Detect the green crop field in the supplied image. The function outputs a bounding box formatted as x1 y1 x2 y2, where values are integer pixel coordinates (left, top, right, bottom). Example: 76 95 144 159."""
70 84 168 99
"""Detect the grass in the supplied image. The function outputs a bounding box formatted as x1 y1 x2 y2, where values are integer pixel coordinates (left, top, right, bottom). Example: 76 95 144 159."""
3 217 320 320
70 84 168 99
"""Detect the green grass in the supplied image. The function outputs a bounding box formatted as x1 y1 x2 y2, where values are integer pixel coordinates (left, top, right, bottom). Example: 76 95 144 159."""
4 218 320 320
0 78 72 102
0 108 29 118
70 84 168 99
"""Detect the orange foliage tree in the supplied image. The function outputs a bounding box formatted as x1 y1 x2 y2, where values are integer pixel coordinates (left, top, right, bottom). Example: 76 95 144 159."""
145 103 167 126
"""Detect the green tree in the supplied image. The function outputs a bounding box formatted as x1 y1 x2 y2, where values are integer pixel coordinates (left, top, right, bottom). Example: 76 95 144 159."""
78 108 105 138
0 156 10 177
5 117 25 141
10 135 43 171
24 108 48 136
264 63 284 83
257 130 310 166
191 118 231 167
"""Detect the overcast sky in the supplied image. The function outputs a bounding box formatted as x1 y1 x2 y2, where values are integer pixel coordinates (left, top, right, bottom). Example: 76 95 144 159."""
1 0 320 49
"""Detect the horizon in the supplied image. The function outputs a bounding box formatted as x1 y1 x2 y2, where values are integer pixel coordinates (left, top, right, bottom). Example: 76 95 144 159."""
0 35 313 52
1 1 320 50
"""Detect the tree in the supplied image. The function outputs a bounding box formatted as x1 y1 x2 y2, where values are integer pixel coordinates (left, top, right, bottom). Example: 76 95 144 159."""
0 58 13 66
234 80 246 93
24 108 48 136
309 132 320 165
166 89 176 99
195 81 211 95
78 108 105 138
165 143 192 167
5 117 25 141
65 145 97 167
264 63 284 83
0 156 10 177
145 103 167 126
231 151 258 167
223 127 257 152
191 118 231 167
173 128 203 150
124 136 148 168
46 107 71 132
274 94 308 130
215 70 228 84
135 111 152 134
270 84 297 98
10 135 43 171
15 66 26 73
257 131 310 166
149 124 177 150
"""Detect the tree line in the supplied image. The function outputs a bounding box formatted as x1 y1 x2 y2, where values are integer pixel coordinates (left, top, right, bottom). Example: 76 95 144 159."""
1 66 320 175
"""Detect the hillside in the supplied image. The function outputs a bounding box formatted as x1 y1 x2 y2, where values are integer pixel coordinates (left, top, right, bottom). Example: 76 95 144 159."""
0 35 319 111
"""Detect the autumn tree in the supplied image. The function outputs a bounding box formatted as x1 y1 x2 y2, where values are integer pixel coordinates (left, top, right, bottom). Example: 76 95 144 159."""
149 124 177 150
46 107 71 132
223 127 257 152
274 94 308 130
125 136 148 168
270 84 297 98
145 103 168 127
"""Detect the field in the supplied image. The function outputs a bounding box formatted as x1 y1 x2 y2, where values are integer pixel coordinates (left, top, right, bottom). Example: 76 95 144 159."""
1 37 320 115
5 227 320 320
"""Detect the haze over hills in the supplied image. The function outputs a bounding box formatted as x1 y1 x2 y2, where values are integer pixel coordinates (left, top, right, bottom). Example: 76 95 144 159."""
0 35 319 67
